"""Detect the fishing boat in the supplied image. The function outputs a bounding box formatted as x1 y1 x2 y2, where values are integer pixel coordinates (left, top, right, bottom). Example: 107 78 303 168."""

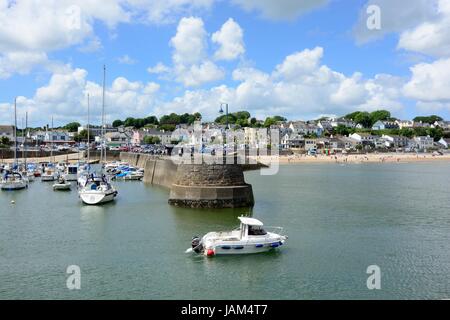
1 171 28 191
41 166 58 181
186 217 288 257
78 174 117 205
53 177 71 191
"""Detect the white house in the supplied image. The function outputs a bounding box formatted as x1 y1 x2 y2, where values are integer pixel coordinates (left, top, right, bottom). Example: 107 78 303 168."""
372 120 399 131
289 121 323 136
330 118 356 128
281 133 304 149
413 136 434 150
349 133 379 144
0 125 15 140
395 120 414 129
304 139 317 151
382 135 410 148
437 138 450 149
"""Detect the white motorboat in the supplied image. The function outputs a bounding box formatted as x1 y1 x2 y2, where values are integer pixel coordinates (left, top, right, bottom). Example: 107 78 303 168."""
41 167 58 182
79 174 118 205
53 177 71 191
1 171 28 191
187 217 288 257
63 164 79 181
123 172 144 180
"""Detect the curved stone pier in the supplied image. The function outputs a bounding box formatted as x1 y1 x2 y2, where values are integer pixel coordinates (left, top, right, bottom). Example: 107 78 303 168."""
120 153 255 209
168 163 254 208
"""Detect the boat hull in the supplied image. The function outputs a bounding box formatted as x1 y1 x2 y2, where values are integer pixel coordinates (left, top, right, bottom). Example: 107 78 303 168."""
53 183 71 191
1 182 28 191
206 240 285 255
63 173 78 181
41 175 56 182
79 190 117 205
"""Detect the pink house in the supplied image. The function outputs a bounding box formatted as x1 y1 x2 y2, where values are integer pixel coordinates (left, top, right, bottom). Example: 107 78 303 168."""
132 130 145 145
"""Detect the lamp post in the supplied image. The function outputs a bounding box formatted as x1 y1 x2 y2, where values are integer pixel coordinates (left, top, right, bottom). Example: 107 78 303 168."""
219 103 229 130
219 103 230 158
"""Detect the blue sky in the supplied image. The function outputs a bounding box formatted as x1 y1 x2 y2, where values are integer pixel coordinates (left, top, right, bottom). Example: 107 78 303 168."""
0 0 449 126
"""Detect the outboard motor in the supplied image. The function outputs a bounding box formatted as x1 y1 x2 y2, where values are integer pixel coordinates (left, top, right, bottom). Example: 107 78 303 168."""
191 236 203 254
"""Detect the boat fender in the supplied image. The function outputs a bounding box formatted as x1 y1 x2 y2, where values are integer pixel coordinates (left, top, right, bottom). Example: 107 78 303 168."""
255 244 264 248
206 249 215 257
270 243 279 248
233 246 244 250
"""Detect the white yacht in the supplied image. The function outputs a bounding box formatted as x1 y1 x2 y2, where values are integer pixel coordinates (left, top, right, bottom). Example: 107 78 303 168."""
187 217 288 257
78 174 118 205
1 171 28 191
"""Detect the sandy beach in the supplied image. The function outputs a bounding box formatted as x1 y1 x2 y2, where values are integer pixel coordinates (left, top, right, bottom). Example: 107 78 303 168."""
254 153 450 165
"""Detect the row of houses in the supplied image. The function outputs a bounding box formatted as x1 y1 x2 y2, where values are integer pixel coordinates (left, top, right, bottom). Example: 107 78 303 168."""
281 132 449 153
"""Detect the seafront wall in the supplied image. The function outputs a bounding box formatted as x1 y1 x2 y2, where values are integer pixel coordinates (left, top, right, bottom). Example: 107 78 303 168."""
119 152 255 208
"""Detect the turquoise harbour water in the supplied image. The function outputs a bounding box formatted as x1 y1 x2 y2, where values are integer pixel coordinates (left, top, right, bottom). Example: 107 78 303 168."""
0 162 449 299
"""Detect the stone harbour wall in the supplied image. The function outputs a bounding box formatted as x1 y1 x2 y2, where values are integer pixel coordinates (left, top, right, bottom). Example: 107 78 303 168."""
120 153 255 208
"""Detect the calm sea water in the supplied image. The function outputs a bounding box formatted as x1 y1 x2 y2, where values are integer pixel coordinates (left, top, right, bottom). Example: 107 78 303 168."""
1 163 449 300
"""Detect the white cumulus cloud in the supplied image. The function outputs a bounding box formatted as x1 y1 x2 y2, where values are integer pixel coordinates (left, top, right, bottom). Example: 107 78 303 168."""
212 18 245 61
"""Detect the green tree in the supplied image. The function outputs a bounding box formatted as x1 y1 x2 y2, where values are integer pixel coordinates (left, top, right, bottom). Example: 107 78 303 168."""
160 113 181 125
112 120 123 127
344 111 362 121
124 117 136 127
74 129 89 142
215 114 238 125
354 112 372 128
159 124 176 132
143 136 161 145
0 136 12 147
413 115 443 124
236 118 249 127
370 110 391 124
144 116 159 126
427 127 444 141
64 122 81 132
399 128 414 138
334 124 351 136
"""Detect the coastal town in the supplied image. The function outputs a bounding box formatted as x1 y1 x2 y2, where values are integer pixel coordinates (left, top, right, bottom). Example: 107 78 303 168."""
1 110 450 163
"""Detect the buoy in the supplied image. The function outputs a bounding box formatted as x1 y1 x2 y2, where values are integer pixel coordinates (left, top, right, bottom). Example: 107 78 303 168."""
206 249 215 257
11 200 15 204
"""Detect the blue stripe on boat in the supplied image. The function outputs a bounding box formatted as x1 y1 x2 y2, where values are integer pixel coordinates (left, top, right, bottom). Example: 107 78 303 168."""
270 243 279 248
221 246 231 250
255 244 264 248
233 246 244 250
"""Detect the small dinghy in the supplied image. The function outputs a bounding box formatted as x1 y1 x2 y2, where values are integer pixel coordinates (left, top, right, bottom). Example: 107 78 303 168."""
186 217 287 257
53 178 71 191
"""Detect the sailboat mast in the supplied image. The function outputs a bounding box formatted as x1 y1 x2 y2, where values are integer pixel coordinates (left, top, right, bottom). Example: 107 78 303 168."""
21 118 24 165
51 116 54 163
25 112 28 169
14 98 17 167
101 65 106 165
87 93 90 165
